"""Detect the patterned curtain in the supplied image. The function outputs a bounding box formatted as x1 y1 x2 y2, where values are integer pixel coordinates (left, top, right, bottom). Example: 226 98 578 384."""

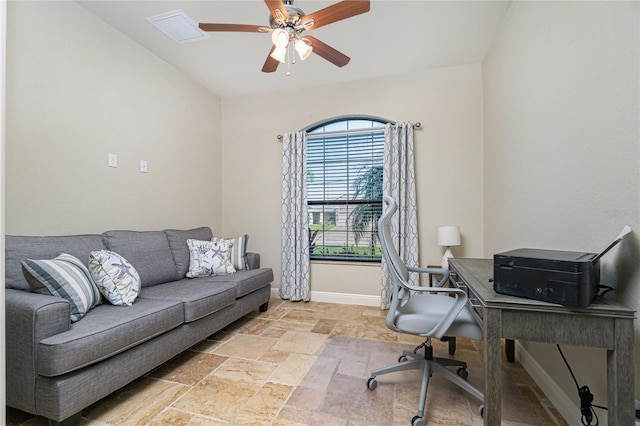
280 131 310 301
381 123 419 309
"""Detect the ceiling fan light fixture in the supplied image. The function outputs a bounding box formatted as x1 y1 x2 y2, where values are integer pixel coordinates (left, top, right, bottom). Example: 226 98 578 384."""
294 38 312 61
198 0 371 73
270 46 288 63
271 28 289 47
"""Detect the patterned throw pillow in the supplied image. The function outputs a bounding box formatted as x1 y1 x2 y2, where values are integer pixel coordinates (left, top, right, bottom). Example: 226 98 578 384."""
186 238 236 278
21 253 102 322
88 250 141 306
216 234 249 271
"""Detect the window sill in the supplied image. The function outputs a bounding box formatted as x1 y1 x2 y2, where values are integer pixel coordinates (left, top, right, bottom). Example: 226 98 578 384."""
310 259 381 267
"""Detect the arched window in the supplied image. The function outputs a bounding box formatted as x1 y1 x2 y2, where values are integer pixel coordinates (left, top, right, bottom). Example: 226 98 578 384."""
306 116 391 262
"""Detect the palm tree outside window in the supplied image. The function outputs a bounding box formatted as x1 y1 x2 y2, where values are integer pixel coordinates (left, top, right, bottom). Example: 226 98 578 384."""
306 117 388 262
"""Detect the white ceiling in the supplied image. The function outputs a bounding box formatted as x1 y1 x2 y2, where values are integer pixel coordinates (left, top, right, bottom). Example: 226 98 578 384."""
76 1 512 98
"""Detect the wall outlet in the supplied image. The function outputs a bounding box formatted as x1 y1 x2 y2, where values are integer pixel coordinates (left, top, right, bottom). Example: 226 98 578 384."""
140 160 148 173
108 153 117 168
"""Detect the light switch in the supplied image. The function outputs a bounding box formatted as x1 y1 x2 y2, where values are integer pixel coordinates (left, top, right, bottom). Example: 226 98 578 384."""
140 160 148 173
108 153 117 168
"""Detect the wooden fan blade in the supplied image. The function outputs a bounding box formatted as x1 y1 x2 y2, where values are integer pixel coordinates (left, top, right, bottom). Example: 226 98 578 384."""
262 46 280 73
199 23 267 33
302 0 370 31
264 0 289 23
305 36 350 67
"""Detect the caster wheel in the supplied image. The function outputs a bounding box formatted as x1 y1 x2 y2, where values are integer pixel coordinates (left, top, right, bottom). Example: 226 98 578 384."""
411 415 425 426
398 355 408 363
479 405 484 417
367 377 377 390
456 367 469 380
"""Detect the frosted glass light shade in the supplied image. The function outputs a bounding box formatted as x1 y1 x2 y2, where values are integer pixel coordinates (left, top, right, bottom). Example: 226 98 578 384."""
271 28 289 47
295 38 312 60
437 226 460 246
270 46 287 63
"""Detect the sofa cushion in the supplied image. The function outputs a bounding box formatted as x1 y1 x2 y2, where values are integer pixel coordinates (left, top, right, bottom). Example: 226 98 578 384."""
5 234 106 291
138 279 236 323
37 298 184 377
186 238 236 278
164 227 213 278
89 250 141 306
102 230 179 287
21 253 103 322
196 268 274 299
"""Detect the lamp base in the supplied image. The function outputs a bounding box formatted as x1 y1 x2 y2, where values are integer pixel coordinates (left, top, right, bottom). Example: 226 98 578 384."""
441 248 454 270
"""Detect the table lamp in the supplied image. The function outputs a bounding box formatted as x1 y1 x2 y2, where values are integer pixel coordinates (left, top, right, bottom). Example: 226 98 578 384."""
437 225 460 269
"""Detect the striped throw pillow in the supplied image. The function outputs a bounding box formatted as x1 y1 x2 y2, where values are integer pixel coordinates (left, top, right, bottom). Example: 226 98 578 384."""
21 253 102 322
218 234 249 271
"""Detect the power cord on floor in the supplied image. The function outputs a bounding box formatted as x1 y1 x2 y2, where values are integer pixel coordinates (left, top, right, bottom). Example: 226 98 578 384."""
557 344 607 426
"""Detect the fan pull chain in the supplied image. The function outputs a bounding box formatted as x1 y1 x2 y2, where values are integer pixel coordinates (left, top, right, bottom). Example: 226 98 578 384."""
286 42 292 76
291 40 297 65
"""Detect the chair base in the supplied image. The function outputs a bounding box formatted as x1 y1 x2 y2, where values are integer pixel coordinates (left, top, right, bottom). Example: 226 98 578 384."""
367 340 484 425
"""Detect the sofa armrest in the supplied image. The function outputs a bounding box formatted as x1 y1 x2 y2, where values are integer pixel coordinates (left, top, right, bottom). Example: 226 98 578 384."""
246 252 260 269
5 288 71 414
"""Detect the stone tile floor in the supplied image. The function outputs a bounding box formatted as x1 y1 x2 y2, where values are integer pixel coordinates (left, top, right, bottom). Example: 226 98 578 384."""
7 298 567 425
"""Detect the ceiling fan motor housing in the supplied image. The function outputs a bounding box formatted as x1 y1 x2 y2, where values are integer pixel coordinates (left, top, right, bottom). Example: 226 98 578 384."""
269 5 307 33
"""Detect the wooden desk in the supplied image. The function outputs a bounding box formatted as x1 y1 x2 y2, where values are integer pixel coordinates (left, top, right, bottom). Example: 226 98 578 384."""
448 258 636 426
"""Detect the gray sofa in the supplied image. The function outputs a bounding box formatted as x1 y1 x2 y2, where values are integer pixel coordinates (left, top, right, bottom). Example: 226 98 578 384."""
5 226 273 425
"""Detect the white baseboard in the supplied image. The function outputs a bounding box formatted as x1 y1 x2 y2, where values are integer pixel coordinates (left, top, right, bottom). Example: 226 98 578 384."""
270 288 381 307
515 342 581 425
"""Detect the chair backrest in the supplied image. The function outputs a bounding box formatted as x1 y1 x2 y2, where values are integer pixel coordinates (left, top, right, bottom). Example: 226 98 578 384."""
378 195 418 324
378 196 410 285
378 196 471 338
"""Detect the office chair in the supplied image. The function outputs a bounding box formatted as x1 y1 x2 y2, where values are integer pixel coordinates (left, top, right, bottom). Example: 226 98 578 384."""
367 196 484 426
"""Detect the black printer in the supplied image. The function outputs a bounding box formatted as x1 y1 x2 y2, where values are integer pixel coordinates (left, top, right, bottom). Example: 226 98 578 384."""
493 248 600 307
493 226 631 307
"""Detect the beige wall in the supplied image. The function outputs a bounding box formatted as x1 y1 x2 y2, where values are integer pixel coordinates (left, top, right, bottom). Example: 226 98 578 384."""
5 1 223 235
7 0 635 421
483 1 640 421
221 64 485 297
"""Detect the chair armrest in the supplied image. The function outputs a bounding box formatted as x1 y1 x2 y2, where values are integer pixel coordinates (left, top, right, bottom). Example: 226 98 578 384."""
5 289 71 413
398 269 468 339
417 287 470 339
407 266 450 287
246 252 260 269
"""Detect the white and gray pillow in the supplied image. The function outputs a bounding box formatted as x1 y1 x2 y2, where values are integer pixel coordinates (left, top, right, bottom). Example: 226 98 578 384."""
89 250 141 306
220 234 249 271
186 238 236 278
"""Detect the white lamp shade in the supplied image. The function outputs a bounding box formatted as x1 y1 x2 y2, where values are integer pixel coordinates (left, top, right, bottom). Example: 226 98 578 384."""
294 38 312 60
437 226 460 246
271 28 289 47
270 46 287 63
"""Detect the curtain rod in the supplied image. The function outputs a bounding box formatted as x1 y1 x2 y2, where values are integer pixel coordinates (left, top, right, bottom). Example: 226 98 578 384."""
276 122 421 140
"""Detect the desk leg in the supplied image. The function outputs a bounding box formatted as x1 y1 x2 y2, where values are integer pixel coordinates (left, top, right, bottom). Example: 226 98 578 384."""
483 308 502 425
606 318 635 425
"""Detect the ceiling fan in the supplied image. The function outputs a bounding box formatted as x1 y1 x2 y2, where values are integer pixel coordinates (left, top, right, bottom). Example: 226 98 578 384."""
198 0 370 73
